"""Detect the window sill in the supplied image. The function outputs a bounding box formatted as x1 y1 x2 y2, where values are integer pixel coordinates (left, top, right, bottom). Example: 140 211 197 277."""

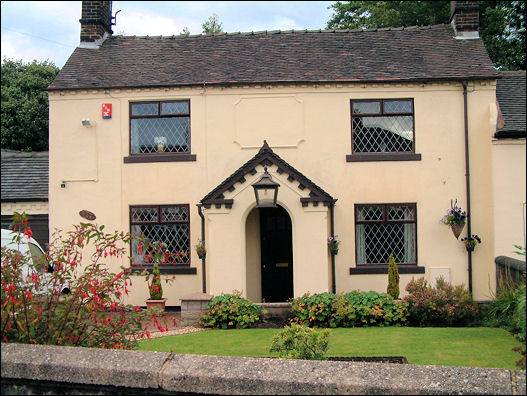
130 265 197 275
349 265 425 275
346 153 421 162
124 154 197 163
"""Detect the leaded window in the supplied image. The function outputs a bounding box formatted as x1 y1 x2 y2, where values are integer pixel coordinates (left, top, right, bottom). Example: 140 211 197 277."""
130 205 190 268
355 203 417 265
130 100 190 155
351 99 414 153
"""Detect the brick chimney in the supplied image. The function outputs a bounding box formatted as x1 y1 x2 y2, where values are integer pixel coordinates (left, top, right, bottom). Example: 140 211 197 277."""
79 1 113 46
450 1 480 39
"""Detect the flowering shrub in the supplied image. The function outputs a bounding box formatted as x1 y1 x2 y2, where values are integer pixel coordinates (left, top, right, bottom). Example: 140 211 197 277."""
290 291 408 328
441 199 467 226
269 323 330 360
199 291 267 329
1 212 170 349
403 277 479 327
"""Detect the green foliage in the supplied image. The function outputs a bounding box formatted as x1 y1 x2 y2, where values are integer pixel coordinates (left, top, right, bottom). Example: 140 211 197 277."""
387 254 400 299
403 277 480 326
1 212 165 349
199 291 267 329
202 13 224 34
1 58 60 151
149 262 163 300
326 1 525 70
290 291 408 328
269 323 331 360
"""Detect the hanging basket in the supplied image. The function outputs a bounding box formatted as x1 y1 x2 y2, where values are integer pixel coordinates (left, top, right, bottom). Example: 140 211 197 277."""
451 223 465 239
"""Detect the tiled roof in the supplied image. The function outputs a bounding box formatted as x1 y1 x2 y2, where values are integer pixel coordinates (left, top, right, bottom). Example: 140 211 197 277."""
49 25 499 90
495 71 526 138
1 150 48 201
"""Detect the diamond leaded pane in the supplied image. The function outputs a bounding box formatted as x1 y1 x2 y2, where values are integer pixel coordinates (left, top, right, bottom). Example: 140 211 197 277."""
131 103 158 116
357 206 384 221
131 117 190 154
131 207 158 223
132 223 190 264
161 206 189 222
353 115 413 153
161 101 189 115
356 223 416 264
388 205 415 221
384 100 412 114
353 101 380 114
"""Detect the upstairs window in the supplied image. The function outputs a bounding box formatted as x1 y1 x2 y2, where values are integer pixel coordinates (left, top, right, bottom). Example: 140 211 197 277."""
130 100 190 155
355 203 417 265
351 99 414 154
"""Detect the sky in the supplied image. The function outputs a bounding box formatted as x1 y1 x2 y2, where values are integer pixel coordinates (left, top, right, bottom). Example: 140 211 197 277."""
1 1 335 69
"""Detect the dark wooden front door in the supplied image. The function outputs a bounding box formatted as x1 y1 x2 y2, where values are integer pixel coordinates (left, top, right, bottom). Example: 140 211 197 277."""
260 206 293 302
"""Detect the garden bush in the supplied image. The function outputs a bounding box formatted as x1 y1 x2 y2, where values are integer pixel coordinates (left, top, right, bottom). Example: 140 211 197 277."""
403 277 480 327
1 212 167 349
289 291 408 328
269 323 330 360
484 282 526 342
199 291 267 329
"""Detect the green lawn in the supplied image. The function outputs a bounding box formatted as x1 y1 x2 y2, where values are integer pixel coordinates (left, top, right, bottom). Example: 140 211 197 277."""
136 327 524 370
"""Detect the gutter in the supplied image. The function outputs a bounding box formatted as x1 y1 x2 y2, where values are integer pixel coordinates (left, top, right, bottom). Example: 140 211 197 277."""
462 82 473 294
330 199 338 293
197 204 206 293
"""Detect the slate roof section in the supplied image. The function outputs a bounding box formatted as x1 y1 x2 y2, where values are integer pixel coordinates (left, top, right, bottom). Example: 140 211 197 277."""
1 150 49 202
495 70 526 139
200 141 334 209
49 25 499 91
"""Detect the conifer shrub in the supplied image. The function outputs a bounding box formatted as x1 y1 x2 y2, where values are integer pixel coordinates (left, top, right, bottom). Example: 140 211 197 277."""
269 323 330 360
148 262 163 300
387 253 400 299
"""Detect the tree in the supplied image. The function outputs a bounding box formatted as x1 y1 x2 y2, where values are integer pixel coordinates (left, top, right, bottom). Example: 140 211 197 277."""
202 13 224 35
326 1 525 70
1 58 60 151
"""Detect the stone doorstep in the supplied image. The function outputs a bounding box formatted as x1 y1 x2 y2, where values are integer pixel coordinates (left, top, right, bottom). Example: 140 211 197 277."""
2 343 525 395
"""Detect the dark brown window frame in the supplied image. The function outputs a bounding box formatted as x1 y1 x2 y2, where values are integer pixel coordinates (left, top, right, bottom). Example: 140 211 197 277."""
129 204 196 275
124 100 197 164
346 99 421 162
350 202 425 275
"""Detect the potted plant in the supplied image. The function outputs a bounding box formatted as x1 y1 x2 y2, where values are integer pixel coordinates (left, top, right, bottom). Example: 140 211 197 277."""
154 136 167 153
441 199 467 239
327 235 340 255
461 234 481 252
195 239 206 259
146 261 167 311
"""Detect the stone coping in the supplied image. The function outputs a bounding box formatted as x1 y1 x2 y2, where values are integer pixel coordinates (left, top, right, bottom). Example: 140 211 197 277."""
256 302 292 308
2 343 525 395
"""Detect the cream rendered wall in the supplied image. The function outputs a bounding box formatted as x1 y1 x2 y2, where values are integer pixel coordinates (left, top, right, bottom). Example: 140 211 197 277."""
49 80 497 305
492 139 527 257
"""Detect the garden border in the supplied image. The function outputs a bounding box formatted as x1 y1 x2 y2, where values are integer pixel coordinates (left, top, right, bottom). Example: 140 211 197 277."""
2 343 525 395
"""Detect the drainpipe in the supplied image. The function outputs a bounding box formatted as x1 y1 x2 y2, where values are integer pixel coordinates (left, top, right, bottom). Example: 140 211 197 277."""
197 204 206 293
462 82 473 294
330 199 337 293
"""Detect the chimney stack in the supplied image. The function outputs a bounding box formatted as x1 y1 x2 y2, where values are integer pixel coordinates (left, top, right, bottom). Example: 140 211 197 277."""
79 1 113 47
450 1 480 39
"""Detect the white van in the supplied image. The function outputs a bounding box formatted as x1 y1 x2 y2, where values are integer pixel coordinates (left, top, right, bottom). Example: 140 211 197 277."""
1 228 70 295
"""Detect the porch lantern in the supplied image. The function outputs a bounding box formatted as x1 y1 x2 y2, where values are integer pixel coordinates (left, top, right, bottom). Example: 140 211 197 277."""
252 167 280 208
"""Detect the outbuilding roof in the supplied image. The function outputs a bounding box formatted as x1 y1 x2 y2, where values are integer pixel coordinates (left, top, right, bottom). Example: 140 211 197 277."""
495 71 526 139
1 150 49 202
49 25 498 91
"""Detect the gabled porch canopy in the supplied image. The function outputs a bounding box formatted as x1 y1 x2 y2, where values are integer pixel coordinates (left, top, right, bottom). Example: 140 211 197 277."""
200 141 335 209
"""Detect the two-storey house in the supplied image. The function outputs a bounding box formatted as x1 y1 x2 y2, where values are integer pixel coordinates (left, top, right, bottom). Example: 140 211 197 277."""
48 1 500 306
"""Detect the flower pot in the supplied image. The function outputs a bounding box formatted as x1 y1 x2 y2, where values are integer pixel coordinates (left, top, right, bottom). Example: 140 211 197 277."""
198 253 206 260
465 245 475 252
450 223 465 239
157 143 165 153
146 298 167 312
330 249 339 255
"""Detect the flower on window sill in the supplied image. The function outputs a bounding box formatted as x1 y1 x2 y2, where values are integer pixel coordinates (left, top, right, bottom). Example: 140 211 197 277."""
461 235 481 252
441 199 467 227
154 136 167 145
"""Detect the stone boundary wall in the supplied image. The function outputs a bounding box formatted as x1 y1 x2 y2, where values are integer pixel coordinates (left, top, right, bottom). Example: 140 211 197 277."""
1 343 525 395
